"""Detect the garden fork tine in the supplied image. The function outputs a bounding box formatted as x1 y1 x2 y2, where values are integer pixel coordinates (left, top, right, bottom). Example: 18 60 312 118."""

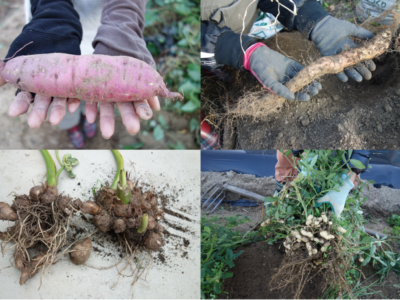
201 183 217 200
209 195 226 214
205 190 224 211
202 185 222 207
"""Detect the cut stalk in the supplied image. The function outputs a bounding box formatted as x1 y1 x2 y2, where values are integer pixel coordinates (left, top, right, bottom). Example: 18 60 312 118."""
110 150 131 204
111 150 124 190
137 214 148 233
40 150 58 187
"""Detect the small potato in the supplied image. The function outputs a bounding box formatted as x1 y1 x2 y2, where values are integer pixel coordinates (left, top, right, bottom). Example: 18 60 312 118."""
29 185 44 201
147 216 157 230
70 237 92 265
0 202 18 221
144 232 164 251
81 201 100 215
113 204 132 217
113 219 126 234
93 211 113 232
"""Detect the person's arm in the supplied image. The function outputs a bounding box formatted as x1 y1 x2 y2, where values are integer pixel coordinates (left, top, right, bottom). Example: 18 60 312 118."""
3 0 82 128
92 0 155 69
201 21 321 101
87 0 160 139
6 0 82 58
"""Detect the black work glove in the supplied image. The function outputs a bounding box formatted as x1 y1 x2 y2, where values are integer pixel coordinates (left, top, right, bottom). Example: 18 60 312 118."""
311 16 375 82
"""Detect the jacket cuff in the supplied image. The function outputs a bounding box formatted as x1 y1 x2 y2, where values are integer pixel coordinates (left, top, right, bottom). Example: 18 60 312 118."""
215 30 257 71
294 0 330 40
6 29 81 61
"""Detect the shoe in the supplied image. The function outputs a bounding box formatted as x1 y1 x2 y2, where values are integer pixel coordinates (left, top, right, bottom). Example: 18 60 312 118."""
67 126 85 149
82 115 97 138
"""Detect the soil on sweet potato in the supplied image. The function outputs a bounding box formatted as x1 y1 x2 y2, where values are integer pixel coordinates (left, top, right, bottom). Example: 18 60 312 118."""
201 30 400 149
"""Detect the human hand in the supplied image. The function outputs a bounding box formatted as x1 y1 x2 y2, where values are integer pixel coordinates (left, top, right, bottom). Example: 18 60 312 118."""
84 96 161 139
245 44 322 101
2 74 161 139
311 16 375 82
314 173 354 218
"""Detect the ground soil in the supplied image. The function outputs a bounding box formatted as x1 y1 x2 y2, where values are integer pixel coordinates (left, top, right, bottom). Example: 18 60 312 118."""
0 1 197 149
202 171 400 299
202 31 400 149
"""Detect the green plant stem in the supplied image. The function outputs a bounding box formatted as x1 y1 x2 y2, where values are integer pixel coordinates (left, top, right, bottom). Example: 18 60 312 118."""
137 214 148 233
40 150 58 187
111 150 124 190
290 182 308 219
55 150 63 167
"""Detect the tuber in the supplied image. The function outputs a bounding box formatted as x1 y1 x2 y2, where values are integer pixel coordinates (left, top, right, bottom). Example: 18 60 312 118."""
70 237 92 265
80 200 100 215
93 211 113 232
0 202 18 221
144 232 163 251
0 54 183 102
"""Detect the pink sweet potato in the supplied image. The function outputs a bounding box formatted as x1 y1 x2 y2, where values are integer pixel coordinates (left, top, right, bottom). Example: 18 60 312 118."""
0 54 183 102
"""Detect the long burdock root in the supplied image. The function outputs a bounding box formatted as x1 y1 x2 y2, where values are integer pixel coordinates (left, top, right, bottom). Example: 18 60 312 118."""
0 183 79 285
81 185 164 252
231 29 393 118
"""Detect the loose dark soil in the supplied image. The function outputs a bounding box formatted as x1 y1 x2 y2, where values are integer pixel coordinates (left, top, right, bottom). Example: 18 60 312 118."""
220 241 325 299
202 30 400 149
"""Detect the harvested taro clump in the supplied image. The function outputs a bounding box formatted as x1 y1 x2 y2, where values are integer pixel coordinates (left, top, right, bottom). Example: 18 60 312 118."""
81 179 165 252
0 182 84 285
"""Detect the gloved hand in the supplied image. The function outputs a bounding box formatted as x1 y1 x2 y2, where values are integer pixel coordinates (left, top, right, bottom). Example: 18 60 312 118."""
315 173 354 217
311 16 375 82
245 44 322 101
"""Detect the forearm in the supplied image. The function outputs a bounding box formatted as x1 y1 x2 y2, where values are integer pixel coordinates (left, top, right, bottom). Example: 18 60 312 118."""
6 0 82 58
93 0 155 68
201 21 257 71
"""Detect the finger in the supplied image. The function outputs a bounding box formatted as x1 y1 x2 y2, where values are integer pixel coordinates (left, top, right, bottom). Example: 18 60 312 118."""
27 94 52 129
99 102 115 139
85 102 98 123
0 75 6 87
133 100 152 120
147 96 160 111
49 97 67 125
116 102 140 135
294 92 310 102
310 81 322 91
301 85 319 96
8 91 33 116
344 67 363 82
353 63 372 80
350 25 374 40
364 59 376 72
336 72 348 82
268 82 295 101
67 98 81 113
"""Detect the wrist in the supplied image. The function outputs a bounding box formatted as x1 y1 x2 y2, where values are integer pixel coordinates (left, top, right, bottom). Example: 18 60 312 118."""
244 43 267 71
215 30 257 70
294 0 331 40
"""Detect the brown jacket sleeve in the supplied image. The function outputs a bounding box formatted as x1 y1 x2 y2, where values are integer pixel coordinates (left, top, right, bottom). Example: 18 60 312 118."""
92 0 156 69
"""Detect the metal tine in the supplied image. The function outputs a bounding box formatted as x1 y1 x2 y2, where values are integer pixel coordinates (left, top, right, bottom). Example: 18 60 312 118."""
206 190 224 210
202 186 222 207
209 195 226 214
201 183 217 200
